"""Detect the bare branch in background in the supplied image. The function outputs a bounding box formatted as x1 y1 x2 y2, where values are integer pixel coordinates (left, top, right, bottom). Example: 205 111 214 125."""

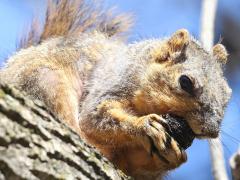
230 150 240 180
200 0 217 50
208 139 228 180
200 0 228 180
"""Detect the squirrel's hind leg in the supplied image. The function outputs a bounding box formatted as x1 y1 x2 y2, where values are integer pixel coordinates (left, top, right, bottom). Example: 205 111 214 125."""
32 67 82 131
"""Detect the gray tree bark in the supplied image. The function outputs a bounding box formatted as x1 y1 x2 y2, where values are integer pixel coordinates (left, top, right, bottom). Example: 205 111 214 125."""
0 84 130 180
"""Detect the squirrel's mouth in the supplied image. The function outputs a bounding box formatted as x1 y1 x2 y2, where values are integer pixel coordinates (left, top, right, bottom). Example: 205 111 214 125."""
163 114 195 150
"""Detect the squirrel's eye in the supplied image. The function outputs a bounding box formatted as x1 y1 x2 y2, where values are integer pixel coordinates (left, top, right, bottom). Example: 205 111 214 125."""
179 75 194 95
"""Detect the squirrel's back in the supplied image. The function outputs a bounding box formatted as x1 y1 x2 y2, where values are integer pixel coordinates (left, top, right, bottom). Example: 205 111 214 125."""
1 0 132 83
0 0 132 128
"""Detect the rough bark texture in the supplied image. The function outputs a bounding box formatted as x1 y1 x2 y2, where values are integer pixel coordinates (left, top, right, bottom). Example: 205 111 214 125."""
0 84 130 180
230 149 240 180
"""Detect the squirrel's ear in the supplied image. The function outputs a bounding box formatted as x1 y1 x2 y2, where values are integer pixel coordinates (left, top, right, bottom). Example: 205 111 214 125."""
212 44 228 64
154 29 190 63
167 29 190 53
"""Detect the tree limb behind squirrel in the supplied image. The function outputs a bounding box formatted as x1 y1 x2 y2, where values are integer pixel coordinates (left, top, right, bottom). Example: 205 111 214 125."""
0 0 232 179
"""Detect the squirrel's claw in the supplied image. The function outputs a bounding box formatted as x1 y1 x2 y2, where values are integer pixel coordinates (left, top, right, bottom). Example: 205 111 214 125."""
139 114 187 168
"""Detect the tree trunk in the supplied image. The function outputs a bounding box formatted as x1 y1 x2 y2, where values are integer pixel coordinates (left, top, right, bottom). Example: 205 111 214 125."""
0 84 130 180
230 150 240 180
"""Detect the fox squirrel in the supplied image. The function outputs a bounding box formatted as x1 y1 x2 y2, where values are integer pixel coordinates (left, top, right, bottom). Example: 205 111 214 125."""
0 0 232 179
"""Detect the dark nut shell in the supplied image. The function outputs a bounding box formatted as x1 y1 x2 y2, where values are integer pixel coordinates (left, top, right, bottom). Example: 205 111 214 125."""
164 114 195 150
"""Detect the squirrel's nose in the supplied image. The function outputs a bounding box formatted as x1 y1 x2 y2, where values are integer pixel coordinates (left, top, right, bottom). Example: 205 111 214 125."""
206 130 219 138
195 130 219 139
200 127 220 138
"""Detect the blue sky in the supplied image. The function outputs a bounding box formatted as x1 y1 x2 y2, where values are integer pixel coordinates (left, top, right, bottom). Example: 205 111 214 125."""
0 1 240 179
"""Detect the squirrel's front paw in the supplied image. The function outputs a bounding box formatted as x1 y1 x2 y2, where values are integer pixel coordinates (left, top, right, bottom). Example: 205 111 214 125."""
137 114 187 168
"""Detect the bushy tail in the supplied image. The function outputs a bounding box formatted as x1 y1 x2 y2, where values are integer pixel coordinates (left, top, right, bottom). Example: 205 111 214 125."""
20 0 133 48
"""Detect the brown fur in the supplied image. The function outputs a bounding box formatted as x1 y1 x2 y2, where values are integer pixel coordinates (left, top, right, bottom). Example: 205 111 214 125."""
0 1 231 179
19 0 132 49
213 44 228 64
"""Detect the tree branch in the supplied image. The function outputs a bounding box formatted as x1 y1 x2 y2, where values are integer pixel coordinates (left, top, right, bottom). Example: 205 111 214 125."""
200 0 228 180
200 0 218 49
0 84 130 180
230 150 240 180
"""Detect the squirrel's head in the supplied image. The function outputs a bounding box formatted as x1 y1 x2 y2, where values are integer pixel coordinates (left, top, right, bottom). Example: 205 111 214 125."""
131 29 232 139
